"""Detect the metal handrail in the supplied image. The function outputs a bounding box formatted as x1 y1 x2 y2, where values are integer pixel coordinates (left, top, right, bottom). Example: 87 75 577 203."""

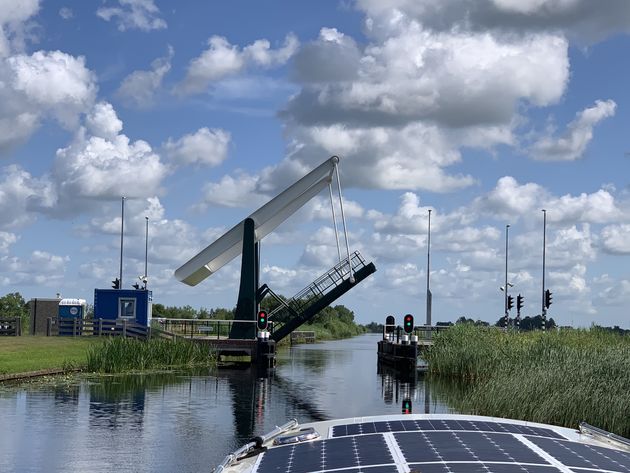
213 419 298 473
270 251 367 320
579 422 630 451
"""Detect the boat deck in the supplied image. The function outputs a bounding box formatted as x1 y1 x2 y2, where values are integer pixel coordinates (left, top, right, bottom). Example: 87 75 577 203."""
219 414 630 473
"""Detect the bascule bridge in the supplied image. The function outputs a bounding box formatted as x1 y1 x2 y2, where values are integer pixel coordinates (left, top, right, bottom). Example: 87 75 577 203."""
174 156 376 364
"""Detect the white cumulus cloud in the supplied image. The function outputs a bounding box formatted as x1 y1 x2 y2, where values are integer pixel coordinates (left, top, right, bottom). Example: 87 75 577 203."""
116 46 173 108
29 102 168 216
600 224 630 255
175 33 298 96
96 0 166 32
164 127 231 167
530 100 616 161
0 50 97 152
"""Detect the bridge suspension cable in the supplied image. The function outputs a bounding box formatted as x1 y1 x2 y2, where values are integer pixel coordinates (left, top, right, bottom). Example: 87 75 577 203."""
333 157 354 284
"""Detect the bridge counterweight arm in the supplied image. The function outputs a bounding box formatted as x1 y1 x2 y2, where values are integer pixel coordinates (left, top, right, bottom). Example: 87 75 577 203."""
175 157 340 286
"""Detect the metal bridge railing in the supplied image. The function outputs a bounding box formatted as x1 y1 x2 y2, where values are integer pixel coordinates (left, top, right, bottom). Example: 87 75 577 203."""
154 318 271 340
269 251 368 321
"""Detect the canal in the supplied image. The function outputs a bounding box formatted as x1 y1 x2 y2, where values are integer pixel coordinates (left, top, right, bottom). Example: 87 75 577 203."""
0 334 459 472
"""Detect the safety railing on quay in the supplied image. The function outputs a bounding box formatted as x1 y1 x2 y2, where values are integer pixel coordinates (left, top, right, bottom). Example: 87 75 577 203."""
153 318 273 340
382 324 450 344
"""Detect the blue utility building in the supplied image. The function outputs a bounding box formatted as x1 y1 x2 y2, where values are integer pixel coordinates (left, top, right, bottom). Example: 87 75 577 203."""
93 289 153 327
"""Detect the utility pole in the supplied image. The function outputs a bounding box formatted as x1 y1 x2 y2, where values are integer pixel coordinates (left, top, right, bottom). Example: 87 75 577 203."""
541 209 547 331
426 209 432 327
119 196 125 289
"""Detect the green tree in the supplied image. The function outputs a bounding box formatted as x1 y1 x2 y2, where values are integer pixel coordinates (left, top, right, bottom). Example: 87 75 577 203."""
0 292 29 332
364 322 383 333
211 307 234 320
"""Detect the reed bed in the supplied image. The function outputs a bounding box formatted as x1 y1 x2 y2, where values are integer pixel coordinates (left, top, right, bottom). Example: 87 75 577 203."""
86 337 216 373
425 325 630 437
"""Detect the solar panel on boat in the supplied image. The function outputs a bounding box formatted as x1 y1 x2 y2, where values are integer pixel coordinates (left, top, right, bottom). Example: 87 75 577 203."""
256 434 393 473
253 419 630 473
331 419 564 439
527 436 630 472
413 465 561 473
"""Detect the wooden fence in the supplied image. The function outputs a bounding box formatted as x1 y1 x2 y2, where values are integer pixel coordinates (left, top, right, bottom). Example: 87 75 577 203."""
47 318 176 341
0 318 22 336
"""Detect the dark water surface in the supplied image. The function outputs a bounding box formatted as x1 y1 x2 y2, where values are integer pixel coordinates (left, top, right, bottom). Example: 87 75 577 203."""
0 334 458 472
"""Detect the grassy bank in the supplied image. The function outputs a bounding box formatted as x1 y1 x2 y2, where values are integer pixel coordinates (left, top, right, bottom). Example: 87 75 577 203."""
86 337 216 373
1 336 217 377
0 337 99 375
425 325 630 437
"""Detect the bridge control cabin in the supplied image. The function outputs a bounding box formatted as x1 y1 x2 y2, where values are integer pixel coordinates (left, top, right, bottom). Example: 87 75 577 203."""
93 289 153 327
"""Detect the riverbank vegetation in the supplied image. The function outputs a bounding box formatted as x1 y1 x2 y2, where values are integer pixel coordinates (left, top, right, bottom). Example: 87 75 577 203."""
86 337 216 373
425 324 630 437
302 305 365 339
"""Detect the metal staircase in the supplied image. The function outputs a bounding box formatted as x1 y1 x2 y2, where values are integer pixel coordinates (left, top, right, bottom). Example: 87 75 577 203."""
267 251 376 342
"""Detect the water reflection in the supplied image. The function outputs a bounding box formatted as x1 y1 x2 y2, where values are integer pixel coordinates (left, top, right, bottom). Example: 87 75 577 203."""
377 362 432 415
0 334 458 473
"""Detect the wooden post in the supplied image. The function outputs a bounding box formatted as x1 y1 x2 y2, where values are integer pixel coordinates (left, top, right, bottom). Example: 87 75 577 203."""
146 326 151 340
73 318 78 337
98 318 102 337
122 318 127 338
47 317 52 336
16 317 22 336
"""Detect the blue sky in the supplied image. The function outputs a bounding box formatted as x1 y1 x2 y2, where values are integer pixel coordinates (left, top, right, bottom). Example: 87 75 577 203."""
2 0 630 328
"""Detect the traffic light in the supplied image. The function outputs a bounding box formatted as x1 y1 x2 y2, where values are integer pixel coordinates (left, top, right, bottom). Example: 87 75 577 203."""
516 294 524 312
112 277 120 289
257 310 268 330
544 289 553 309
507 295 514 311
403 314 414 333
402 398 412 414
385 315 395 333
132 282 140 290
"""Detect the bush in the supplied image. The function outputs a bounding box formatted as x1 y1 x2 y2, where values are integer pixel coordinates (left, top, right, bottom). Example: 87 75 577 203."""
86 337 216 373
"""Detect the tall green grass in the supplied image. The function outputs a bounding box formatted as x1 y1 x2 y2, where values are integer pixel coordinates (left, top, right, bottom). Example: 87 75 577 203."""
86 338 216 373
425 325 630 437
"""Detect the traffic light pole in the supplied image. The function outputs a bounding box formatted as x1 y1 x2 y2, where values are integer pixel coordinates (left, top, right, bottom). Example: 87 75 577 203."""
504 224 509 322
541 209 547 330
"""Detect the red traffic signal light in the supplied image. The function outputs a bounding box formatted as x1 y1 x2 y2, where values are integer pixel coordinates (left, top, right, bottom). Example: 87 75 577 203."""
257 310 268 330
403 314 414 333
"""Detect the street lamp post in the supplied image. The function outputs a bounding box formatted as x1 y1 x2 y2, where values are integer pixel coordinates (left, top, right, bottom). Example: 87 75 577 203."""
426 209 432 327
119 196 125 289
144 216 149 290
